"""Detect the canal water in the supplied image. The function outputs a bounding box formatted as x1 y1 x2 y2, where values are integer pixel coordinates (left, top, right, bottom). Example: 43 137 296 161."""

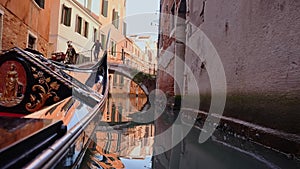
79 75 300 169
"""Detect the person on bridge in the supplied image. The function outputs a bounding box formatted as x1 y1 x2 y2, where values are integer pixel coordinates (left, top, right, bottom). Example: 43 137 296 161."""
91 40 103 62
65 41 77 64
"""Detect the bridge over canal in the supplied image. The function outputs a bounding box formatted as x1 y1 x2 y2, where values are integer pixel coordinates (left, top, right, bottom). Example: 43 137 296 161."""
108 63 156 95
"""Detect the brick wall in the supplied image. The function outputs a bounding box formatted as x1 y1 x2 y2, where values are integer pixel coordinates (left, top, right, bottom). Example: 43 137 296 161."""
0 0 50 56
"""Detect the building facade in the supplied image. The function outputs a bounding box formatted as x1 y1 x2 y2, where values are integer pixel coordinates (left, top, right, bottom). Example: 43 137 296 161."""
49 0 102 62
119 37 157 75
0 0 51 56
158 0 300 135
98 0 126 63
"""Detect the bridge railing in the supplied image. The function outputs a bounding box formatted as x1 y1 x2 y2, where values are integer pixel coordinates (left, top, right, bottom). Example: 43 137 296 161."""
123 59 156 75
76 50 92 65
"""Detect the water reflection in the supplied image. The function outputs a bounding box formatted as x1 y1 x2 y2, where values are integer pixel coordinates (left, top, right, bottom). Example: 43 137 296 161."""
80 74 300 169
80 74 154 169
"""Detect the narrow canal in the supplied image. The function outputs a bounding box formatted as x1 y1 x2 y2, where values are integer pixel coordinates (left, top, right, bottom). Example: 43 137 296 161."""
79 75 300 169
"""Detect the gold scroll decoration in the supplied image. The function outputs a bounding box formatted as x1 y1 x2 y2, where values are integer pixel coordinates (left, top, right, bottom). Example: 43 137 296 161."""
26 67 60 112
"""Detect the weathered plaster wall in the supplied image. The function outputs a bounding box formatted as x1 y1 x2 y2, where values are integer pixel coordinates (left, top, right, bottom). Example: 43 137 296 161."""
187 0 300 133
198 0 300 94
158 0 300 134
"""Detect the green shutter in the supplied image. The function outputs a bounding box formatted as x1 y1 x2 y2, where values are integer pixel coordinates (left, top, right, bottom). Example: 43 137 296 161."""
116 13 119 29
101 34 106 50
103 0 108 17
67 8 71 26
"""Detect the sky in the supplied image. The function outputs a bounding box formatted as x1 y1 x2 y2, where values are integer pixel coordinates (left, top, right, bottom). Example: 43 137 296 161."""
126 0 160 15
125 0 160 51
77 0 160 49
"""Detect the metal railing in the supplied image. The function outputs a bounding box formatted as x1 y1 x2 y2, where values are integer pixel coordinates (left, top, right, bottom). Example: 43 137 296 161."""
76 50 92 64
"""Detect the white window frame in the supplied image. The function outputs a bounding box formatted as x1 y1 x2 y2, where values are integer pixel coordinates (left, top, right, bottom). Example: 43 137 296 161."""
27 31 37 50
75 15 83 34
83 20 89 38
61 4 72 27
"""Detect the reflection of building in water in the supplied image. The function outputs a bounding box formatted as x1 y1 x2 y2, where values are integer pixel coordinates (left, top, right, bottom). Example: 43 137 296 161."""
103 75 147 123
88 144 125 169
96 74 153 160
95 124 155 159
129 80 146 95
109 73 146 96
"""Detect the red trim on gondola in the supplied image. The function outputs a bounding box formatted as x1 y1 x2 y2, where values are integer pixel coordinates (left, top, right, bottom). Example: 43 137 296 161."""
0 112 24 118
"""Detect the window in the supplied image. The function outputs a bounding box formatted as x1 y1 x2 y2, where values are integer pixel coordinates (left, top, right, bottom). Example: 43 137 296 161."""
112 9 119 29
75 15 82 34
91 0 100 15
123 22 127 36
101 0 108 17
101 33 106 49
119 76 124 86
28 33 37 50
61 5 72 26
118 104 122 122
75 15 89 38
83 21 89 38
113 75 117 86
112 9 115 23
111 103 116 122
93 28 98 42
111 40 116 56
34 0 45 9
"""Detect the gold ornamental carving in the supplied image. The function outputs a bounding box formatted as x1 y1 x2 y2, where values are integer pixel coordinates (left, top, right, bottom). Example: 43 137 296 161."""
0 63 25 107
26 67 60 112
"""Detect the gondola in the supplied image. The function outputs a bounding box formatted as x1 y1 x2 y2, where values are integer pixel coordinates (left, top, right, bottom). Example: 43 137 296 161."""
0 46 109 168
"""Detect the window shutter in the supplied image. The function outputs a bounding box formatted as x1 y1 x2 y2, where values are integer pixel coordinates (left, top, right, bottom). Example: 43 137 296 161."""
113 11 119 28
123 22 127 36
75 15 78 33
103 0 108 17
116 13 119 29
66 8 71 26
